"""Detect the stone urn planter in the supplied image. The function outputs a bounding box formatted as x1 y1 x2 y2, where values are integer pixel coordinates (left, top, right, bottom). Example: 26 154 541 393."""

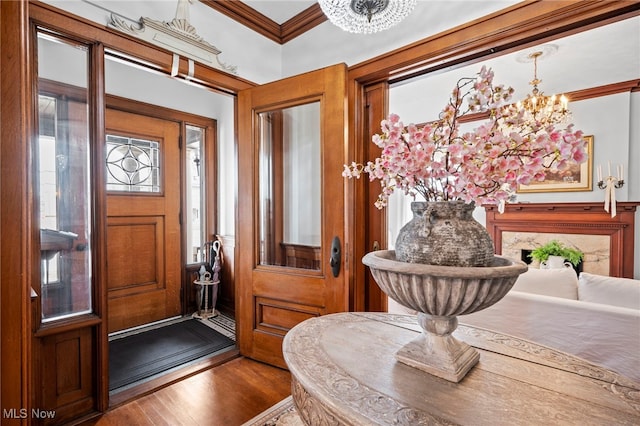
395 201 495 267
363 250 527 382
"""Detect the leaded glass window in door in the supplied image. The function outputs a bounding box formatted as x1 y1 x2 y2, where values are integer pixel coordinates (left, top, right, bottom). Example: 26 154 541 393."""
106 134 160 192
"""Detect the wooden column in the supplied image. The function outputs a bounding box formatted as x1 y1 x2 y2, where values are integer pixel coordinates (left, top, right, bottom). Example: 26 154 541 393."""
1 0 31 421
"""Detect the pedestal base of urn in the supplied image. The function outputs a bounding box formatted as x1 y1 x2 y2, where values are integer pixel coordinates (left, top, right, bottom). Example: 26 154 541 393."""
396 331 480 383
396 312 479 382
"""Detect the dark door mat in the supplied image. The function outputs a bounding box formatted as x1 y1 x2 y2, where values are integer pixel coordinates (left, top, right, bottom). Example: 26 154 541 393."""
109 319 235 390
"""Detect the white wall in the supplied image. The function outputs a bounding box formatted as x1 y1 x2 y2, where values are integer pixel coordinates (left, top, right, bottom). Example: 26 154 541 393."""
42 0 284 84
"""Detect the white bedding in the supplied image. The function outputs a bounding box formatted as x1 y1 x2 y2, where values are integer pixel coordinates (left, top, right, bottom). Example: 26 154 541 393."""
459 290 640 382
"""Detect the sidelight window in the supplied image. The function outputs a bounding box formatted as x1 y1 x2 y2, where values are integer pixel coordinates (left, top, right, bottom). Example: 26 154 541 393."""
36 31 93 322
185 125 208 262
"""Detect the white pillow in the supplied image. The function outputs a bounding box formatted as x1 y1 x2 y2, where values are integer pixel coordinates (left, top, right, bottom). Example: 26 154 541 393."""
511 267 578 300
578 272 640 310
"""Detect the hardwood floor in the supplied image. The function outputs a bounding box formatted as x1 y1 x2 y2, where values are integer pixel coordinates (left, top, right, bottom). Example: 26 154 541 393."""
86 357 291 426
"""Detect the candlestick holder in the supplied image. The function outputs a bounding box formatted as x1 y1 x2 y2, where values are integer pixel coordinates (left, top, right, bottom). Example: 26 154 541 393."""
597 177 624 190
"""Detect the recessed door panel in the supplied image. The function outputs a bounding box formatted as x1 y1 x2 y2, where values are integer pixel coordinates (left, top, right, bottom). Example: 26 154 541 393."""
106 216 163 295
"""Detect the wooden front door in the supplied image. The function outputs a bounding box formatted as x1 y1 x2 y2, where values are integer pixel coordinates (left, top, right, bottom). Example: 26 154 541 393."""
105 108 182 333
237 64 349 368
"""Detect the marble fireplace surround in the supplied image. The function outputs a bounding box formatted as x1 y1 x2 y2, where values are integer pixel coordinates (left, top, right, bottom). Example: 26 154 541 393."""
485 202 639 278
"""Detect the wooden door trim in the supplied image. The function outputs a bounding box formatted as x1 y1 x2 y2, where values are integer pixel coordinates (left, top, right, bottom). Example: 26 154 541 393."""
346 81 390 313
106 94 218 128
362 83 388 312
1 0 32 414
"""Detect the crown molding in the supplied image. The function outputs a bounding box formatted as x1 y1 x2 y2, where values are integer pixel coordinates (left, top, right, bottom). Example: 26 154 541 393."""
569 79 640 100
425 79 640 125
281 4 327 44
200 1 326 44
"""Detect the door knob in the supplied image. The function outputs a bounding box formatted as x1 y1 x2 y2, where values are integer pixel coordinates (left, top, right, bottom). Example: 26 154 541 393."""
330 236 341 277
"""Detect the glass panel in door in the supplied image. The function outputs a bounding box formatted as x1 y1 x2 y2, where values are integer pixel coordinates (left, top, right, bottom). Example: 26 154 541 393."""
258 102 322 271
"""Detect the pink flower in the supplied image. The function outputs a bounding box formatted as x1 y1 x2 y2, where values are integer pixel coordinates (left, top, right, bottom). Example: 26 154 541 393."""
343 67 588 208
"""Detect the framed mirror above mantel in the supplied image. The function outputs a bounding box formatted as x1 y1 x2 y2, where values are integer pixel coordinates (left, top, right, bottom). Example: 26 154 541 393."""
485 202 639 279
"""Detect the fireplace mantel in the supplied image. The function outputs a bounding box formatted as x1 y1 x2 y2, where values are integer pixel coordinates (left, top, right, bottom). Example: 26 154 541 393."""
484 202 639 278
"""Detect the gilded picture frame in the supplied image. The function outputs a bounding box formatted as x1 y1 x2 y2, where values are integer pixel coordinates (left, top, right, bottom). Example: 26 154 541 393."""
517 135 593 193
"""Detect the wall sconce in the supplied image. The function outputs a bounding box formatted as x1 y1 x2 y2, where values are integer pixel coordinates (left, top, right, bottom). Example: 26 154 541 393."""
597 162 624 217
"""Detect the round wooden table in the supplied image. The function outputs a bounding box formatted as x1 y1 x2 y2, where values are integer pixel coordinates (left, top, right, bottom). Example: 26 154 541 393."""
283 312 640 425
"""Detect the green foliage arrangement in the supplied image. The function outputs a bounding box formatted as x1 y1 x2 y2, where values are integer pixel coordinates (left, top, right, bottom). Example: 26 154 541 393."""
529 240 584 266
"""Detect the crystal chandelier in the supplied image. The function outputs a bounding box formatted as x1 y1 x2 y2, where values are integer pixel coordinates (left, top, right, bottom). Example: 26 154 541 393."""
319 0 417 34
516 47 571 126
